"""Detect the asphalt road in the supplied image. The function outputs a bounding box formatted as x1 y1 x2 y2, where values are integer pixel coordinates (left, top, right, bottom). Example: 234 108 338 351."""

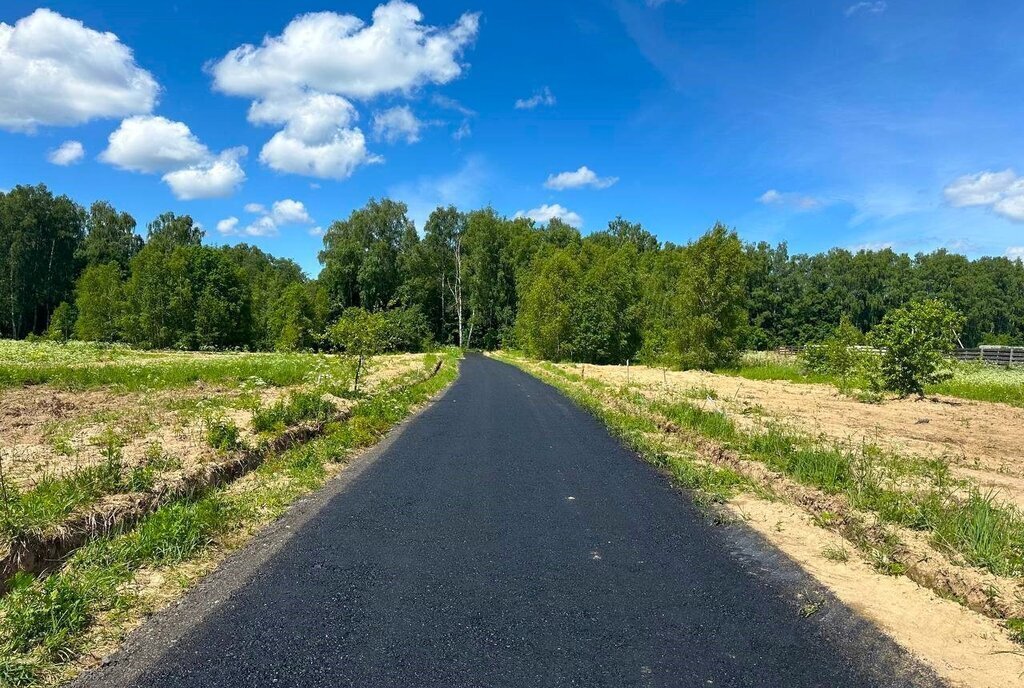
77 353 941 688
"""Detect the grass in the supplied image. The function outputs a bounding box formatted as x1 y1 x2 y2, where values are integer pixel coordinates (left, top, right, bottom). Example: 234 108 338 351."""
0 339 353 392
251 391 338 434
506 354 1024 580
720 351 1024 408
0 350 459 687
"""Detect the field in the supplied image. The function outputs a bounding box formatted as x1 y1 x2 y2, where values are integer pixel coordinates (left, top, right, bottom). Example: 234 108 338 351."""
0 340 459 686
496 352 1024 688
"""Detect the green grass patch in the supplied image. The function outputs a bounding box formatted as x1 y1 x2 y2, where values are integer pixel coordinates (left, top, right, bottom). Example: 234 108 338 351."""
251 392 337 434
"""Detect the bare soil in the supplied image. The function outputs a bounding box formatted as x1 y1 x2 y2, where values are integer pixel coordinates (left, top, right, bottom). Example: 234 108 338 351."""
573 362 1024 510
0 354 427 491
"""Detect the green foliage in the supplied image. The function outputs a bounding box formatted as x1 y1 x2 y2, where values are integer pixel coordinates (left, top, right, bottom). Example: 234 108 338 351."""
665 224 749 370
252 392 337 434
205 418 243 452
73 263 125 342
872 299 965 396
46 302 76 343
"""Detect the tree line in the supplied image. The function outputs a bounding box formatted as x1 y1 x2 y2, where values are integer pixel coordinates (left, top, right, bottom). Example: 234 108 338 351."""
3 183 1023 365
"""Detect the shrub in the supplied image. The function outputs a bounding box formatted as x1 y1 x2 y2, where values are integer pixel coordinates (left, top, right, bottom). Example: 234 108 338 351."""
871 299 964 397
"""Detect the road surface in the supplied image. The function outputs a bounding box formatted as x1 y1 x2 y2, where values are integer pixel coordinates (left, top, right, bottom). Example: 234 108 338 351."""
77 353 940 687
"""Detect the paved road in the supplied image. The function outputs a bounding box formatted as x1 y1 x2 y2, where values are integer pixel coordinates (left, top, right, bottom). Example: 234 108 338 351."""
78 354 940 688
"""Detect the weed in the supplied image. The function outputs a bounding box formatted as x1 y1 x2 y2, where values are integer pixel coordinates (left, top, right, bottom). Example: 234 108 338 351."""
205 418 243 452
252 392 337 434
821 545 850 562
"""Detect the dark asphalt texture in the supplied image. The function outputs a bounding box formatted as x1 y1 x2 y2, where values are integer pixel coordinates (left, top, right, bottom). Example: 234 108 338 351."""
77 353 941 688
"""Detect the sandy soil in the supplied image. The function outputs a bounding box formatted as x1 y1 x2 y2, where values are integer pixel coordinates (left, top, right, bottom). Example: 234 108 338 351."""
570 362 1024 509
727 494 1024 688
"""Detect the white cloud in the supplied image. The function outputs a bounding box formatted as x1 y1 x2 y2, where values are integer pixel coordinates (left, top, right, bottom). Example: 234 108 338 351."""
452 121 472 141
944 169 1024 222
260 126 380 179
309 226 325 237
216 217 240 234
100 116 209 173
544 166 618 190
514 86 556 110
210 2 479 179
270 199 312 224
101 115 246 199
210 2 479 100
162 148 247 200
514 203 583 227
373 105 422 144
849 241 894 252
845 1 887 16
47 140 84 166
0 9 158 132
757 188 823 210
1006 247 1024 260
223 198 315 237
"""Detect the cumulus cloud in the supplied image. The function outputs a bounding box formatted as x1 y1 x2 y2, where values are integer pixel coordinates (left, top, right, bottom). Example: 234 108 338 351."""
758 188 823 210
373 105 422 144
162 148 247 200
0 9 158 131
1006 247 1024 260
845 1 887 16
210 2 479 101
221 199 314 237
270 199 312 224
100 116 208 173
544 166 618 190
216 217 240 234
514 203 583 227
100 115 246 199
944 169 1024 222
209 2 479 179
47 140 85 166
514 86 556 110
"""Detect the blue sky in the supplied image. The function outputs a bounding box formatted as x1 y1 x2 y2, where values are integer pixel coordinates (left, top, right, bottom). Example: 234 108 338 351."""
2 0 1022 276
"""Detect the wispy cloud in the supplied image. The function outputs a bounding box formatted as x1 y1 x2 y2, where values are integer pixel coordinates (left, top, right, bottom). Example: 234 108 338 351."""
515 87 556 110
845 1 887 17
757 189 824 210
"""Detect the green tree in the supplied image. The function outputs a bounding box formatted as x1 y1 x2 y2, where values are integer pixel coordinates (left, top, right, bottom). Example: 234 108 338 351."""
0 184 85 338
47 301 76 342
515 249 580 360
318 199 412 314
74 263 126 342
80 201 141 273
327 307 391 392
667 224 749 369
872 299 964 397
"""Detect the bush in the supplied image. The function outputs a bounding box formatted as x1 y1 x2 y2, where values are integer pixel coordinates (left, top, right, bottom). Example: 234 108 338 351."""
871 299 964 397
383 306 433 352
46 302 76 343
